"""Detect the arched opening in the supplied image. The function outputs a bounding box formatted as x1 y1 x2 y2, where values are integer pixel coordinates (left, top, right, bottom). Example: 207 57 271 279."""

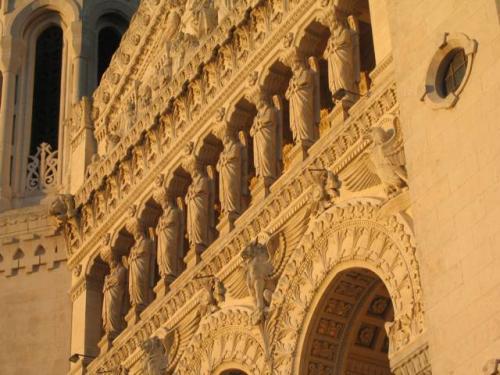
97 26 122 84
220 370 248 375
300 268 393 374
29 25 63 155
95 13 129 85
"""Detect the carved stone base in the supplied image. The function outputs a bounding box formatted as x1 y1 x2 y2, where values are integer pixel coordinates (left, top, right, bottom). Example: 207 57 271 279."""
288 142 311 167
184 244 205 268
154 276 175 298
389 334 432 375
216 212 238 235
331 100 351 128
250 176 273 203
125 305 144 326
98 334 114 354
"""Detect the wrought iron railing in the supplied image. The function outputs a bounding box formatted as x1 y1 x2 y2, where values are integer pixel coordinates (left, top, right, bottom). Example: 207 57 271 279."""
25 142 59 192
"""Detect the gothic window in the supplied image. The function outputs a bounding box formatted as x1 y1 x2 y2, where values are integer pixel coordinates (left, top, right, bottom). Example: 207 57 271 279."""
29 26 63 155
97 26 122 84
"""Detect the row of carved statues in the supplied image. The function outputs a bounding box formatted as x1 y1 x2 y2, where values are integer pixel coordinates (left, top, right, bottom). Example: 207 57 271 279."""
92 6 362 162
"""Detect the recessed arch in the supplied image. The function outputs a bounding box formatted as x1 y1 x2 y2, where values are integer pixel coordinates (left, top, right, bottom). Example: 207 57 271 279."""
269 199 427 374
299 267 394 374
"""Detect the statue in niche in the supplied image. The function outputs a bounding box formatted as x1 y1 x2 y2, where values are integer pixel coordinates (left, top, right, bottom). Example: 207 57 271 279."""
125 207 154 310
324 9 360 105
140 336 168 375
250 92 280 182
85 154 101 179
102 254 127 338
285 54 320 146
309 168 340 216
216 127 248 216
184 145 211 250
241 239 275 325
157 198 183 283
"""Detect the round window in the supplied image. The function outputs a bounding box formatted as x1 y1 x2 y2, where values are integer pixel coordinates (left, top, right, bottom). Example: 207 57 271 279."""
438 48 468 98
421 33 477 109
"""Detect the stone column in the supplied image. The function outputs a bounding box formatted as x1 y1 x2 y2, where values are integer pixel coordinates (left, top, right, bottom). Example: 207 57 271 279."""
70 21 90 102
0 36 24 211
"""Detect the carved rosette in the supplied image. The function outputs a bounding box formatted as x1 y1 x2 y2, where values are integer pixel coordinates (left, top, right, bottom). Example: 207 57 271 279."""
268 199 427 373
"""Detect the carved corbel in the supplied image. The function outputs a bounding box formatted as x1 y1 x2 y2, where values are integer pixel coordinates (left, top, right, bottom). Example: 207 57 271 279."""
49 194 82 254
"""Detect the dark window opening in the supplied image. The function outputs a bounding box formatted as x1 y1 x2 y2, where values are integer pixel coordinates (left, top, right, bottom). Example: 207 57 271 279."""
97 27 122 84
441 48 467 97
30 26 63 155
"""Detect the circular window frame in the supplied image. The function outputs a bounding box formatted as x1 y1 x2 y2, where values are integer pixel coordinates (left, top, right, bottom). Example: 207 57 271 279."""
421 32 477 109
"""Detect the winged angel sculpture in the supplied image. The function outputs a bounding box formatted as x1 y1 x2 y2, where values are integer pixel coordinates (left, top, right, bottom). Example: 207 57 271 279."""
341 123 408 198
228 207 311 325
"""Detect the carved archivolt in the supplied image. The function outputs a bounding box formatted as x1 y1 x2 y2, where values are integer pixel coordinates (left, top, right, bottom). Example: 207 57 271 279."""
176 307 268 375
268 198 425 373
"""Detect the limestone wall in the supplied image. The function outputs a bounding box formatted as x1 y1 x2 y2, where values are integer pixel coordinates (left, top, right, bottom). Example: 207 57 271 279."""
0 266 72 375
387 0 500 373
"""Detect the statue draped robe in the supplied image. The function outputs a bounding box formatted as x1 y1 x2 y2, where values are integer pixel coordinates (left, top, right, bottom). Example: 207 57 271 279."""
157 205 181 278
325 23 357 99
286 67 316 144
217 140 242 215
186 173 210 247
250 105 277 180
129 237 152 308
102 263 127 336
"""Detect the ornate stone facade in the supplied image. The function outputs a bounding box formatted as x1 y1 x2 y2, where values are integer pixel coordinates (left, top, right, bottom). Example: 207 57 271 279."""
2 0 500 374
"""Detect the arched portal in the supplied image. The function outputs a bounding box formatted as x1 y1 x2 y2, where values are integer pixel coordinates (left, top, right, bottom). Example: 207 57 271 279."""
300 268 393 374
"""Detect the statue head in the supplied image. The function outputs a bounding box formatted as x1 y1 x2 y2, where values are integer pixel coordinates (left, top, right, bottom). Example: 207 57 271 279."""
291 53 306 74
256 90 270 111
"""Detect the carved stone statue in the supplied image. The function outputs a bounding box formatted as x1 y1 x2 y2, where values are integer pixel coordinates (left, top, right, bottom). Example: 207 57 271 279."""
342 126 408 198
366 128 408 197
182 0 218 39
102 256 127 338
126 211 154 311
250 93 279 183
184 153 210 251
309 169 340 216
324 10 360 105
157 199 183 282
216 129 247 216
140 336 168 375
241 240 275 324
85 153 101 179
199 277 226 318
285 55 319 146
